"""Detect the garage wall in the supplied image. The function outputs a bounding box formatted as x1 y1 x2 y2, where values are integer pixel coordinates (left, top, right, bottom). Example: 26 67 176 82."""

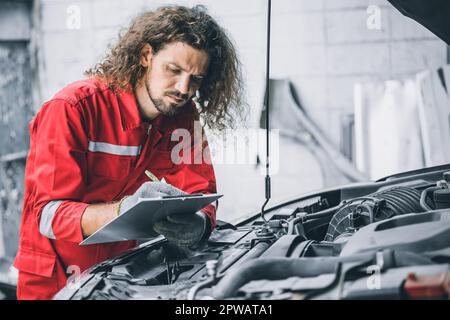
0 0 35 257
37 0 266 119
270 0 447 145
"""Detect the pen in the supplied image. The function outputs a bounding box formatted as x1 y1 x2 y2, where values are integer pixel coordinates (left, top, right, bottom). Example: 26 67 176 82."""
145 170 159 182
145 170 167 183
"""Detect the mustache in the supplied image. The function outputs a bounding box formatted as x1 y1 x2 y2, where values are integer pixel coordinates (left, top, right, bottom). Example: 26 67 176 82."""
165 91 189 101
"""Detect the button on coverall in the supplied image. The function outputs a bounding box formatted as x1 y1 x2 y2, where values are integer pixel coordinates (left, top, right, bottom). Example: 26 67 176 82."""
13 79 217 299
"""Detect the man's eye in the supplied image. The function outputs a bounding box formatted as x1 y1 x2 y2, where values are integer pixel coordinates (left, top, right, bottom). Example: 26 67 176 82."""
192 76 203 84
167 66 180 74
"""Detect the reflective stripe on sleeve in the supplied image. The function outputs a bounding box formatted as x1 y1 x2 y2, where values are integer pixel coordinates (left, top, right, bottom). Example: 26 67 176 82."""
39 200 63 239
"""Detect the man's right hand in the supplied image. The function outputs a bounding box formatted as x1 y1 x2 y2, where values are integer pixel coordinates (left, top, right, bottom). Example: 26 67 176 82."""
82 182 187 238
118 182 187 215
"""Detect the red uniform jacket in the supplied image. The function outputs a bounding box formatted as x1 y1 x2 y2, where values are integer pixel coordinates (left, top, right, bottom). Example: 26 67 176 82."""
13 78 217 299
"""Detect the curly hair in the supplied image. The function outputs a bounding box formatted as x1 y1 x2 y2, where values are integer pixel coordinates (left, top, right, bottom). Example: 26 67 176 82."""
85 5 246 131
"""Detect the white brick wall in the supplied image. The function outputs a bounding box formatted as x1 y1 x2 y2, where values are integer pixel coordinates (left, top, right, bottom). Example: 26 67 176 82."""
271 44 327 77
325 8 390 44
41 0 94 32
327 43 390 75
273 0 324 14
324 0 388 10
390 40 447 75
389 8 438 40
272 12 325 46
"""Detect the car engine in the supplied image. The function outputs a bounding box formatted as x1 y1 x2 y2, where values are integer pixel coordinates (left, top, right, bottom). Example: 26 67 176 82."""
54 165 450 300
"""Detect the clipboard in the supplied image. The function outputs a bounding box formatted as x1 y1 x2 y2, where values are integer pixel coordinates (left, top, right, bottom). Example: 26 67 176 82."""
80 193 223 245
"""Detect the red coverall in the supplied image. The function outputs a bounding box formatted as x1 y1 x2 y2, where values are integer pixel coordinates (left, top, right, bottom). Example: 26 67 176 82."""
13 78 217 299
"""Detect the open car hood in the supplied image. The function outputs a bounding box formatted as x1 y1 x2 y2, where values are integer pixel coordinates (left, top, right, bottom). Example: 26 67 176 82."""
388 0 450 45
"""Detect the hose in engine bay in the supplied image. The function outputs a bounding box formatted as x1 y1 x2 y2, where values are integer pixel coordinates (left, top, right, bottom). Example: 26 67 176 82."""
212 250 433 299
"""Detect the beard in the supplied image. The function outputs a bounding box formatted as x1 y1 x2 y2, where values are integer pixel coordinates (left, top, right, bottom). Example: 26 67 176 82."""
151 96 182 117
145 79 188 117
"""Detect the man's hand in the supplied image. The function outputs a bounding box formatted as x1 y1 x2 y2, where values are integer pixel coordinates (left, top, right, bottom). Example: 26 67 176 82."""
153 211 211 249
118 182 186 215
81 182 187 238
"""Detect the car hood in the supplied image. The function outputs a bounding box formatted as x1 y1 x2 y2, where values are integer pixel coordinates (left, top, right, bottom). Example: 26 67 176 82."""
388 0 450 44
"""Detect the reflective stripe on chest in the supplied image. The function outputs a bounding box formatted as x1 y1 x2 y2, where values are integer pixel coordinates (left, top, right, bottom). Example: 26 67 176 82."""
88 141 141 156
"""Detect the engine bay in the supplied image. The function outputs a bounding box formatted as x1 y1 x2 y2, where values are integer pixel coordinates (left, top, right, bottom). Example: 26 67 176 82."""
54 164 450 300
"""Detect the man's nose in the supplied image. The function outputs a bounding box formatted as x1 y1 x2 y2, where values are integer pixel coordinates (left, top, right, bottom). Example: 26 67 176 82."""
175 75 190 95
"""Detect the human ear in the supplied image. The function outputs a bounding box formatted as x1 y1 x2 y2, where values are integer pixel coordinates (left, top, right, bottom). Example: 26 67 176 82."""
140 43 153 67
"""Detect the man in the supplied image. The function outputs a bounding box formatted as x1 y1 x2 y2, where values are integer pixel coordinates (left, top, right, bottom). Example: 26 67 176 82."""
14 5 244 299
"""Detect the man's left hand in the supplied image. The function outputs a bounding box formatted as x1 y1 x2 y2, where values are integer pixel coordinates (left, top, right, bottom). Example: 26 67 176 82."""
153 211 211 249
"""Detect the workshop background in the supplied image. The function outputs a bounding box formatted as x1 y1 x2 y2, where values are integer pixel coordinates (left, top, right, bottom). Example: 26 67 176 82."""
0 0 449 266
